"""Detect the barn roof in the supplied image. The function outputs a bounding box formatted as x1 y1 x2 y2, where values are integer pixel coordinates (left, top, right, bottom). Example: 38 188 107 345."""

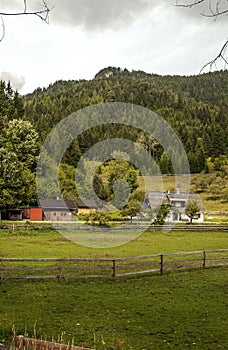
38 199 76 210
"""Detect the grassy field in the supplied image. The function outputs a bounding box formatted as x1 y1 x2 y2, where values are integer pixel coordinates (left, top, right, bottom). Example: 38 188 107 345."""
0 229 228 258
0 229 227 349
0 268 227 350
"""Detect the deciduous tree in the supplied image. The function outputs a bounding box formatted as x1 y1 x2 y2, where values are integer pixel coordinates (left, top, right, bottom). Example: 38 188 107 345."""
184 199 200 223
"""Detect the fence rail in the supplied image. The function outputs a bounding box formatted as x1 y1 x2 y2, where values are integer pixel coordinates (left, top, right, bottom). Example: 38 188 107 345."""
0 249 227 281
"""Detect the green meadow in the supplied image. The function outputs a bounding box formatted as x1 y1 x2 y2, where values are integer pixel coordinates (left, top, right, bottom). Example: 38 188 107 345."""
0 229 227 349
0 229 227 258
0 269 227 350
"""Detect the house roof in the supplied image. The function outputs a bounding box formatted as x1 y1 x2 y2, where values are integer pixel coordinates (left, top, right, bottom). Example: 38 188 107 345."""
75 199 98 209
147 192 170 208
147 191 204 212
168 192 204 211
38 199 76 210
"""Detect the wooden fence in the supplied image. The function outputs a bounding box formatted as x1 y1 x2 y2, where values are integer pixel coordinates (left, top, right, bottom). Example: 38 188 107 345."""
0 223 228 232
15 336 93 350
0 249 227 281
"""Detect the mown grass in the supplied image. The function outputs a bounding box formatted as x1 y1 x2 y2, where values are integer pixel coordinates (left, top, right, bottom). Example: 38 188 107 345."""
0 268 227 349
0 229 227 258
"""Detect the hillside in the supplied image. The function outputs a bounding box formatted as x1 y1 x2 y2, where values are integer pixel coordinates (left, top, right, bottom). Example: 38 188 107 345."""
94 67 228 108
0 68 228 212
23 68 228 173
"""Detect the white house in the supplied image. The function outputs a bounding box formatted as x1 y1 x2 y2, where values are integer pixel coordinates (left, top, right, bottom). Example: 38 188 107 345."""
146 189 204 223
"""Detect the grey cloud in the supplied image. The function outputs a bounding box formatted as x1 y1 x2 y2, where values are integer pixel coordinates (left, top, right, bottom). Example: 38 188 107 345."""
52 0 157 30
51 0 227 31
0 72 25 90
173 0 228 22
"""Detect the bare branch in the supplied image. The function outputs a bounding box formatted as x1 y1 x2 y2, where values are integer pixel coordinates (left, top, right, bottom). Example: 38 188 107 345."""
200 39 228 73
24 0 27 14
175 0 206 8
0 0 53 23
0 16 5 42
0 0 53 42
175 0 228 16
175 0 228 72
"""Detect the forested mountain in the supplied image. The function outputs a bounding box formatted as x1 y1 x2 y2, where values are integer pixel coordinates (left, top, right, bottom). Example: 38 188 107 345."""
23 68 228 173
1 68 228 208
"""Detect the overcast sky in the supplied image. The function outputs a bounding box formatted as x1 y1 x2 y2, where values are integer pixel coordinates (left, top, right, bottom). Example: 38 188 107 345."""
0 0 227 94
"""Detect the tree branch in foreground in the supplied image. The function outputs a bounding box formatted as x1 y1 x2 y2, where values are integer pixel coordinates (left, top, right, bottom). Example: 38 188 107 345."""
0 16 5 42
175 0 228 72
0 0 53 41
199 39 228 73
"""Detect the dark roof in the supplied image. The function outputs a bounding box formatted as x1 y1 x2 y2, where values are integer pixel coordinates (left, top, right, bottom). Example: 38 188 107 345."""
147 192 170 207
75 199 98 209
38 199 76 210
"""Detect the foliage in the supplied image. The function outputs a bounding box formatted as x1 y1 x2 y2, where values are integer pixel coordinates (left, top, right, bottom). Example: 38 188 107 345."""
121 199 141 223
184 200 201 223
0 69 228 212
153 204 170 225
0 82 39 210
0 119 39 210
191 165 228 205
93 159 139 204
23 69 228 174
80 211 111 226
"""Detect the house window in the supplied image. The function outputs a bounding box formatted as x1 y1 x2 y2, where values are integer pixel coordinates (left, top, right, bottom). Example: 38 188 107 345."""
53 212 56 216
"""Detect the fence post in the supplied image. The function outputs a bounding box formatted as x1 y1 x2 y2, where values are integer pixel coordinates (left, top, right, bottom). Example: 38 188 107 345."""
160 255 164 275
58 259 63 280
203 251 206 269
112 259 116 280
16 336 24 350
0 259 3 282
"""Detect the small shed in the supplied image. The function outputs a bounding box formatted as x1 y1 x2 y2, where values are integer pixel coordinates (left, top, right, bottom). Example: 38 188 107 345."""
30 207 43 221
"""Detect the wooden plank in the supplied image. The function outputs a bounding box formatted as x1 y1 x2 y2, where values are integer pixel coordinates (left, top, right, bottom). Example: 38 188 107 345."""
164 258 203 265
116 269 159 277
15 336 93 350
117 261 160 270
60 266 111 272
0 267 58 271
